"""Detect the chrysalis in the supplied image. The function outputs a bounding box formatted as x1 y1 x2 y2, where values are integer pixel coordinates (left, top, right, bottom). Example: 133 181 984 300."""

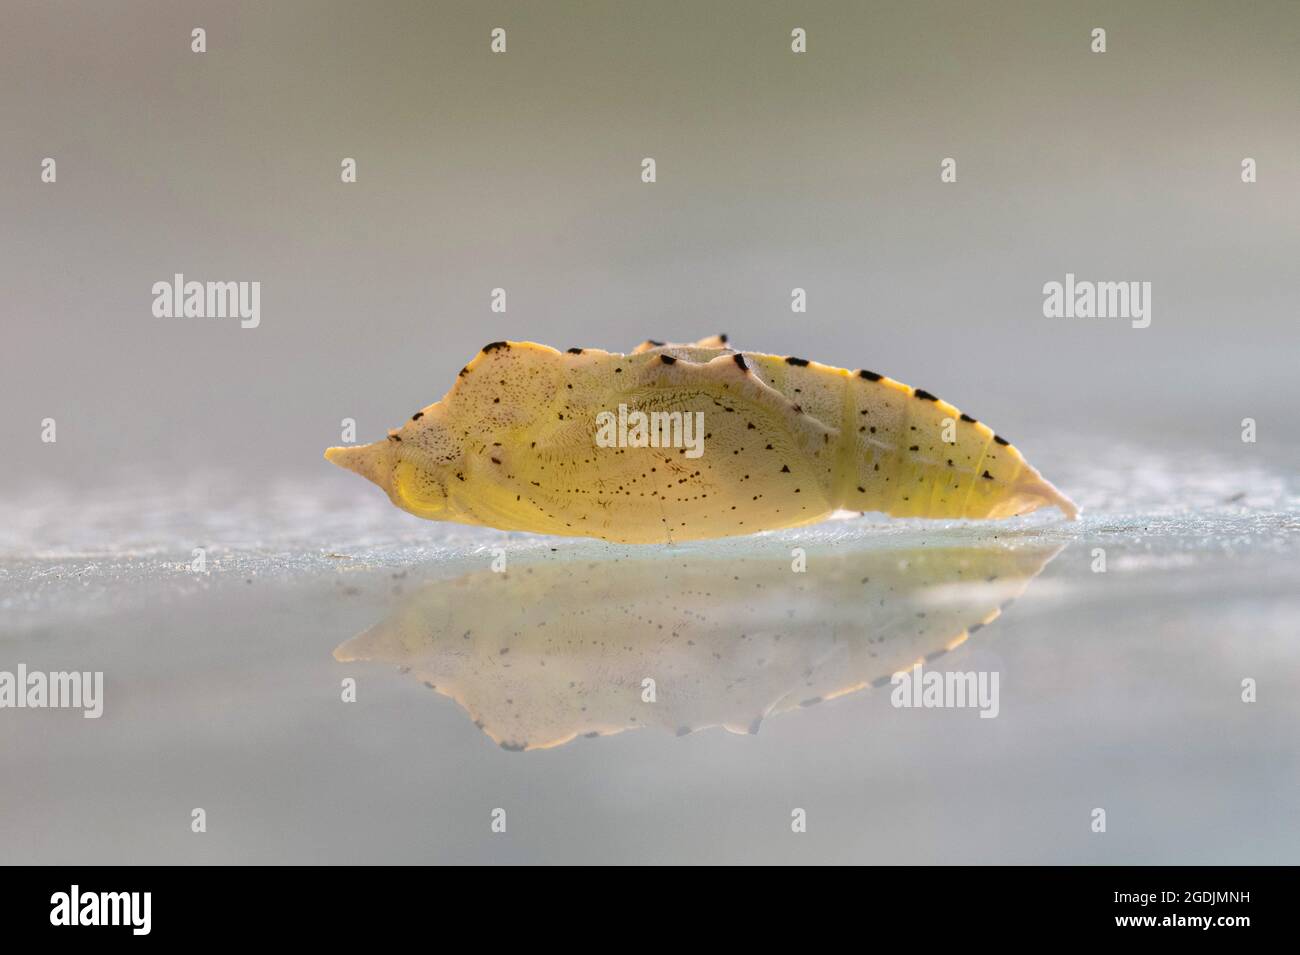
326 337 1077 543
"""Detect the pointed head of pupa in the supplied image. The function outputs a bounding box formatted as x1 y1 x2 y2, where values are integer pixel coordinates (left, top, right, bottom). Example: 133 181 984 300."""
325 436 453 518
325 440 395 490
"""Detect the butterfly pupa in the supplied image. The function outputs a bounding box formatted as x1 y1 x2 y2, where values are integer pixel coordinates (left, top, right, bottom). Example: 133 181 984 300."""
325 337 1078 544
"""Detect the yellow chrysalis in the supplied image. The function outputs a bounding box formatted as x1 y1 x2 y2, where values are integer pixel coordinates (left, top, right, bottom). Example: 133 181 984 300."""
325 337 1078 543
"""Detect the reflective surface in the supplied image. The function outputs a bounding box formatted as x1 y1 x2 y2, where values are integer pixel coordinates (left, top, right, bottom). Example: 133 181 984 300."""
337 541 1062 750
2 460 1297 863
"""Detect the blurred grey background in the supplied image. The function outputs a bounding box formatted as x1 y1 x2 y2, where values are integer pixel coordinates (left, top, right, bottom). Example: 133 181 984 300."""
3 0 1297 497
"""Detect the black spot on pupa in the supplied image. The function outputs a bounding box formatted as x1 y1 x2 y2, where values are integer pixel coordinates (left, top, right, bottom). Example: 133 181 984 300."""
387 434 401 442
780 464 790 473
647 339 665 347
733 352 749 371
908 445 919 451
660 354 677 365
491 457 501 464
411 411 423 421
994 435 1010 446
566 347 584 354
785 356 809 367
481 341 509 353
982 470 994 480
960 413 977 423
858 370 882 381
914 389 938 401
458 366 469 377
718 333 728 343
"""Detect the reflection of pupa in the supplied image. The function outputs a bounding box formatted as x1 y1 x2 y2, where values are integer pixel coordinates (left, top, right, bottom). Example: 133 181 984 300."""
335 540 1062 751
326 336 1077 543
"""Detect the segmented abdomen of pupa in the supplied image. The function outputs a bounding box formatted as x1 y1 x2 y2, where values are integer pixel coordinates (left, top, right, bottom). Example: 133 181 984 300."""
630 341 1077 524
741 352 1077 520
